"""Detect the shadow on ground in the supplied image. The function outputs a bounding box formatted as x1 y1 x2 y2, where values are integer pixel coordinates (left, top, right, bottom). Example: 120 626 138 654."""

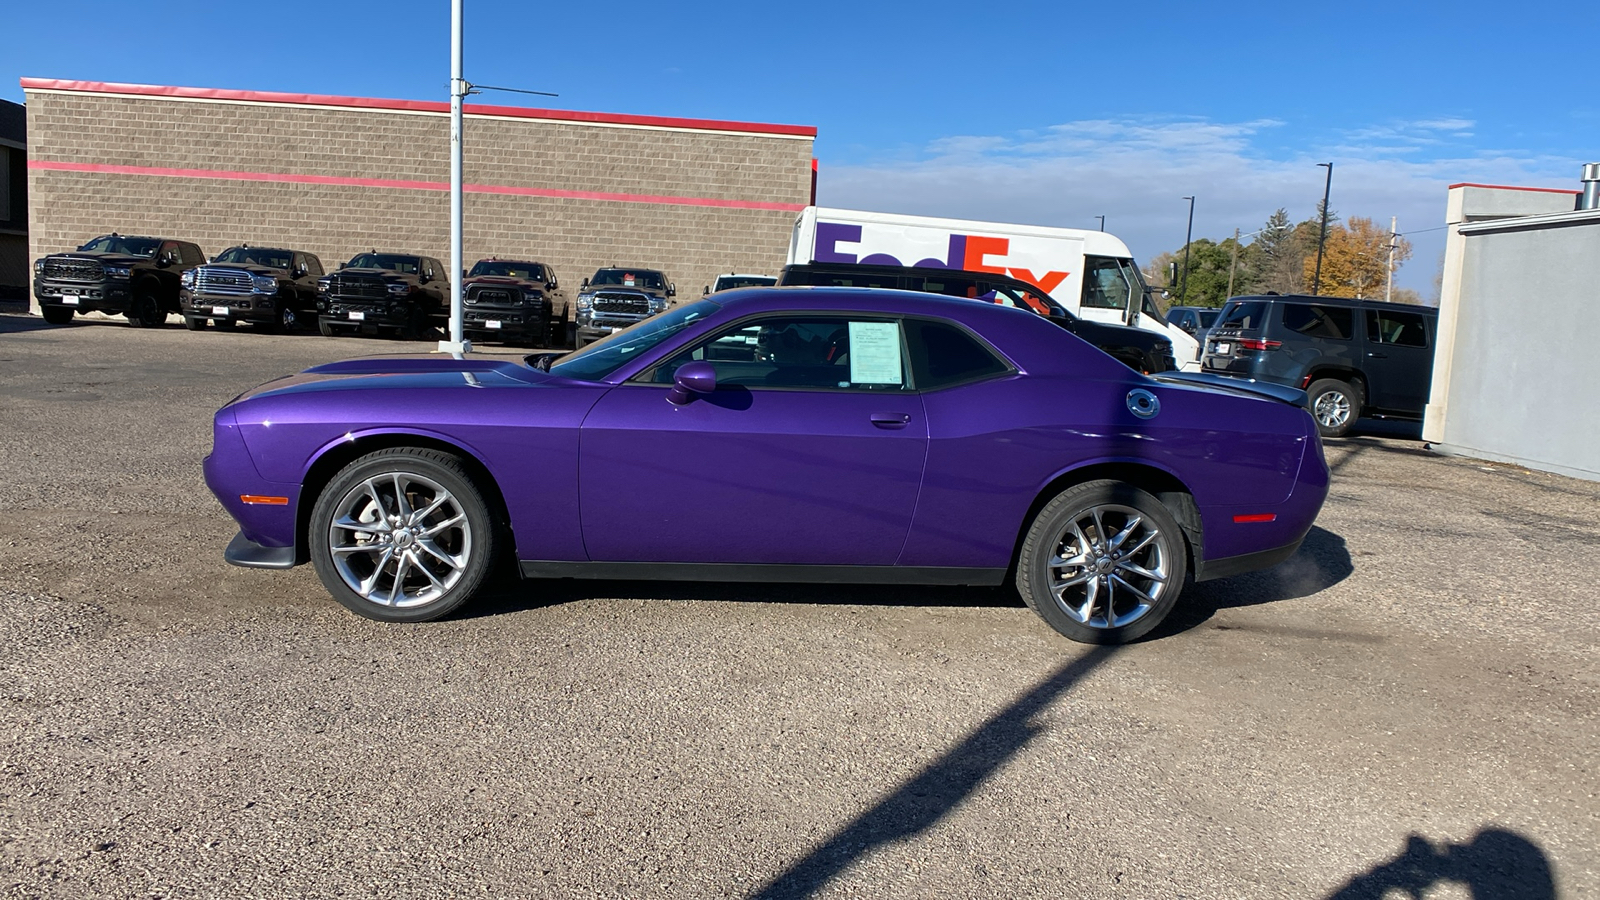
1151 524 1354 639
1327 828 1556 899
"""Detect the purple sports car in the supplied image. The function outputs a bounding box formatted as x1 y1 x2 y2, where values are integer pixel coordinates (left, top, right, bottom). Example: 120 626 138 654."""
205 287 1329 643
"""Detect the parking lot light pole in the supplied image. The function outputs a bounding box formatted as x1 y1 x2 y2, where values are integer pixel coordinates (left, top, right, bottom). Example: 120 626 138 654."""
438 0 471 355
1179 196 1195 303
1312 162 1333 297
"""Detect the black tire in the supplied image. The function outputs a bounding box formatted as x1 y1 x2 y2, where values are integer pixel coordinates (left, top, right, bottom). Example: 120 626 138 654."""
128 292 164 328
308 448 499 623
182 315 206 331
397 306 424 341
1307 378 1361 438
40 305 74 325
546 307 569 349
214 317 237 330
268 301 298 333
1015 480 1189 644
318 318 337 337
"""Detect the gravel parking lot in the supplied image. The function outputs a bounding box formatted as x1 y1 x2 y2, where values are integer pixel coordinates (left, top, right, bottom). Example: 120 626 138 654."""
2 309 1596 899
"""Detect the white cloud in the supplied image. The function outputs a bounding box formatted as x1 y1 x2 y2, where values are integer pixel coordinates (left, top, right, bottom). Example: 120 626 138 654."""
816 116 1580 294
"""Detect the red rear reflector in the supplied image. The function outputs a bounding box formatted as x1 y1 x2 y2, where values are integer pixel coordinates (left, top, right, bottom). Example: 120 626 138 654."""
240 494 289 505
1239 339 1282 351
1233 513 1277 523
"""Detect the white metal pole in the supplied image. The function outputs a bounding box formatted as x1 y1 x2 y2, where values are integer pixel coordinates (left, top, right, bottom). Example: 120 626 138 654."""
440 0 470 354
1386 215 1397 303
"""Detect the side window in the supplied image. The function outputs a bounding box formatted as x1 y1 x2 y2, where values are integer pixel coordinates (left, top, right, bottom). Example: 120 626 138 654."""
160 241 182 264
646 316 907 391
905 320 1010 390
305 254 323 277
1081 256 1132 310
1282 303 1354 340
1366 309 1428 348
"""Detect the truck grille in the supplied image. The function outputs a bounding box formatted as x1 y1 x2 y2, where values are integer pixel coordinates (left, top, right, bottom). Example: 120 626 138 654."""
593 293 650 314
196 267 254 294
466 286 514 305
330 275 388 300
43 258 104 281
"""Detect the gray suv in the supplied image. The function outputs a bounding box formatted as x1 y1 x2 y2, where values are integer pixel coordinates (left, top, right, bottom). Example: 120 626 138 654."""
1202 294 1438 437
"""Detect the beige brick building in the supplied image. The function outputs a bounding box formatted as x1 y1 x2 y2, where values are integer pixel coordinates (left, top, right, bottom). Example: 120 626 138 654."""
21 79 816 313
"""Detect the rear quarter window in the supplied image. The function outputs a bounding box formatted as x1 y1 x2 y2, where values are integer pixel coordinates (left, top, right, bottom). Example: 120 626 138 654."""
1282 303 1354 340
1216 301 1268 330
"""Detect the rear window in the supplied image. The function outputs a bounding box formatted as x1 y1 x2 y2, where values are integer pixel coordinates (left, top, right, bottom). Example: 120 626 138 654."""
1282 303 1354 340
905 320 1010 389
1216 301 1268 331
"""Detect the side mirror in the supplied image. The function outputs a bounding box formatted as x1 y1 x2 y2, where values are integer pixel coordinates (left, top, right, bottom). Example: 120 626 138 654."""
549 279 558 290
667 361 717 405
668 283 677 297
703 285 711 296
581 277 590 289
339 261 347 270
157 252 174 268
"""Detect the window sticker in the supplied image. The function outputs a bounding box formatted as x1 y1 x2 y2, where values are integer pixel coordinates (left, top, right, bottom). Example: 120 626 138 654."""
848 321 903 385
624 273 636 287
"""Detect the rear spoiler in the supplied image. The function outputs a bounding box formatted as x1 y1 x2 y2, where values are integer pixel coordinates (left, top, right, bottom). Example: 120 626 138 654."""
1153 371 1308 407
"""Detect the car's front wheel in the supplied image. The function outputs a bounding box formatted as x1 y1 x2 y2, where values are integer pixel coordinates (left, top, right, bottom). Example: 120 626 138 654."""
1307 378 1361 438
128 292 164 327
1015 480 1188 644
309 448 498 622
40 306 74 325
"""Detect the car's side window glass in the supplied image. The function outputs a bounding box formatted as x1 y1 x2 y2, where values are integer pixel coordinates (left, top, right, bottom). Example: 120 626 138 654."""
905 320 1010 390
646 316 908 391
1282 303 1353 340
1366 310 1428 348
1081 256 1132 310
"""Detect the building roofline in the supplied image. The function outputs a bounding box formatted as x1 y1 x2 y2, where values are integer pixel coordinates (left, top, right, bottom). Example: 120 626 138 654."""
18 77 818 139
1447 182 1579 195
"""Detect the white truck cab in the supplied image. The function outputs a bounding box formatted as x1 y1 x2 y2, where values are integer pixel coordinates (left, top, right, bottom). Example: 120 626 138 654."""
788 206 1198 369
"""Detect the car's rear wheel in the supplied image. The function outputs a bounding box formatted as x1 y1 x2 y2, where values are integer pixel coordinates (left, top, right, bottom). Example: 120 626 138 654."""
1016 480 1188 644
40 306 74 325
270 301 297 333
309 448 498 623
1307 378 1361 438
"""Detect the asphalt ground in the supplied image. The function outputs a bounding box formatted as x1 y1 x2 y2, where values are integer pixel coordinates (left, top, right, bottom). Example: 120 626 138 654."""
1 308 1596 899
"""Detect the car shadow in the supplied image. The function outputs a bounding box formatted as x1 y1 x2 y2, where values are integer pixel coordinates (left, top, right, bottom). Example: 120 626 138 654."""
0 311 68 334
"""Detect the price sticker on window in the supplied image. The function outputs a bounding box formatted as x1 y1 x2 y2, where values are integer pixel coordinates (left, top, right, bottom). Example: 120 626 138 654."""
848 321 902 385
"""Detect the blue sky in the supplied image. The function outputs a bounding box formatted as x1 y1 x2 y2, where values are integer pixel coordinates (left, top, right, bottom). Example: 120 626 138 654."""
5 0 1592 293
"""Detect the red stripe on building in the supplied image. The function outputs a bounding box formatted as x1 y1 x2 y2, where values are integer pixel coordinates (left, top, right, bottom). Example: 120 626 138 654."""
1447 182 1580 194
27 160 808 212
17 77 818 138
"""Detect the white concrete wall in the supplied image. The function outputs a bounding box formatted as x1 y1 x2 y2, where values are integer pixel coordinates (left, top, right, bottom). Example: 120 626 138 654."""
1423 200 1600 481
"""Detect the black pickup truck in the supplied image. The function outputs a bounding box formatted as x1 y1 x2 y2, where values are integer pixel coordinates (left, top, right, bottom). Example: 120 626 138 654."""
316 252 448 339
35 234 208 327
181 245 325 332
573 267 676 347
461 258 570 347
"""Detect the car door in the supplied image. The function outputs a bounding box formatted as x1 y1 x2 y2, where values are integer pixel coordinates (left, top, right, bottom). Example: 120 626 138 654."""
1362 307 1435 413
578 314 928 566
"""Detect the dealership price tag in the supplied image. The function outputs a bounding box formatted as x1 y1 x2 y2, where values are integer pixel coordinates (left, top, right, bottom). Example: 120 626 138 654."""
348 311 365 321
486 320 502 329
848 321 903 385
61 296 79 305
212 306 229 316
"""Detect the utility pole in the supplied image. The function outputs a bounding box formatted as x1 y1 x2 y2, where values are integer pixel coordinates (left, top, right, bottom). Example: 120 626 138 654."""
439 0 471 354
1386 215 1397 303
1226 227 1241 300
1312 162 1333 296
1179 196 1195 303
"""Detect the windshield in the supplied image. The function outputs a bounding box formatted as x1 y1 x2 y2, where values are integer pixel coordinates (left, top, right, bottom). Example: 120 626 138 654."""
76 235 160 257
590 269 666 290
214 247 293 269
347 253 421 274
471 260 545 281
546 300 720 381
713 275 776 291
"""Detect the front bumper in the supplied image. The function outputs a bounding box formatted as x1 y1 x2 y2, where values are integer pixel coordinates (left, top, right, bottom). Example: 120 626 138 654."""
464 304 548 339
36 279 132 314
319 298 416 330
185 290 281 323
577 313 654 341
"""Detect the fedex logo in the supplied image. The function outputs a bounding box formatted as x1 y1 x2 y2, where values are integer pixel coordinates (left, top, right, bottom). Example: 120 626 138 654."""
814 221 1070 295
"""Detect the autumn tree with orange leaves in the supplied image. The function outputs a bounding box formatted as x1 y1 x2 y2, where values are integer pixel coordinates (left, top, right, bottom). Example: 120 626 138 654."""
1305 216 1412 299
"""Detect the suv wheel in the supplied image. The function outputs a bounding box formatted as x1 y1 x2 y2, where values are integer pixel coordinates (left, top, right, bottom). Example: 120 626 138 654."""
41 306 74 325
1307 378 1362 438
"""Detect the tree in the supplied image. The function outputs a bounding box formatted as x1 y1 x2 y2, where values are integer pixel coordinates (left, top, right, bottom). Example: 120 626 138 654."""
1303 216 1413 299
1243 208 1304 295
1165 237 1244 308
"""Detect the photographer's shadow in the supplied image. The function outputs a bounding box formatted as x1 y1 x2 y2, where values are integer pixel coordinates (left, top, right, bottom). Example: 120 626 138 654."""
1328 828 1555 899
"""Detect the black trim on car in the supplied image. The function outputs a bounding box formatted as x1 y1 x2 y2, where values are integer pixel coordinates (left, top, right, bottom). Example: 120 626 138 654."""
224 531 298 569
1194 535 1305 582
518 560 1008 586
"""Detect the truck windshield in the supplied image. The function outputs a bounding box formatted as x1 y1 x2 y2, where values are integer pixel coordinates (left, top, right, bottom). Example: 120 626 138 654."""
77 236 160 257
591 269 666 290
214 247 293 269
472 261 545 280
546 300 720 381
347 254 421 274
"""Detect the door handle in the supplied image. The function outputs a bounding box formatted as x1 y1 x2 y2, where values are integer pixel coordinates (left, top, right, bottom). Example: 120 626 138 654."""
1367 352 1388 359
870 412 911 429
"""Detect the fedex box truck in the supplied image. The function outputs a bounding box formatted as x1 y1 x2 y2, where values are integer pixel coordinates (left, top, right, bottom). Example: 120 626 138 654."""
787 207 1199 369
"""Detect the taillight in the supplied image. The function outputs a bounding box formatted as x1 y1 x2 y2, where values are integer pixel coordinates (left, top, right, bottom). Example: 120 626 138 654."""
1239 338 1282 351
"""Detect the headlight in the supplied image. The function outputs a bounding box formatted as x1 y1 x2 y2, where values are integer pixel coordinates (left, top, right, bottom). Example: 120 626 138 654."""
34 259 44 275
576 294 594 310
649 297 668 312
104 266 132 279
252 274 277 293
316 277 332 293
522 291 543 307
387 283 411 295
181 269 197 289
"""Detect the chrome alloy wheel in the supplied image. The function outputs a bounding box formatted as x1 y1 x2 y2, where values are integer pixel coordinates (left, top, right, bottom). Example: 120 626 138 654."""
326 472 472 608
1313 389 1351 430
1046 503 1170 630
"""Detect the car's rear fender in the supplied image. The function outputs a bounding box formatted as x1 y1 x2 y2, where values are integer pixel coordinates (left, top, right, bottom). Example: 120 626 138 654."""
292 428 514 567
